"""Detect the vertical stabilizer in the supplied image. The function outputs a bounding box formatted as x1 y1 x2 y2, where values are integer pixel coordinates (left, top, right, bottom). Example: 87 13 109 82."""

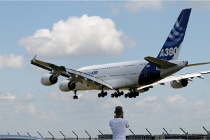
157 8 191 61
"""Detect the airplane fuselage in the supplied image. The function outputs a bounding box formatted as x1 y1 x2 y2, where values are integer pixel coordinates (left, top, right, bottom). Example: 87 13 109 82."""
75 60 187 90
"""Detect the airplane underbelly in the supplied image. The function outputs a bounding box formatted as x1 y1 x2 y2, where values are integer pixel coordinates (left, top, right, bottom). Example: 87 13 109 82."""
74 82 93 90
105 78 136 89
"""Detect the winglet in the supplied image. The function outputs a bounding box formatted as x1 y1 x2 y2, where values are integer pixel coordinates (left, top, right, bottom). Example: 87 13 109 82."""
32 55 37 62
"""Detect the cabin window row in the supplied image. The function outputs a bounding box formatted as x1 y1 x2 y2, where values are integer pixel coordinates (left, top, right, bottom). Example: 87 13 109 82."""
110 74 126 77
91 66 120 71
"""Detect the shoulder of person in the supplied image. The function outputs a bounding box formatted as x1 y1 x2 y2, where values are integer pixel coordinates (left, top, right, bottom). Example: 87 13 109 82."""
123 119 129 123
109 118 115 123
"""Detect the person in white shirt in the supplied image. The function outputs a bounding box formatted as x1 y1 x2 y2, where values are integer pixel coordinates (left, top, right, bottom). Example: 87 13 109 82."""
109 106 129 140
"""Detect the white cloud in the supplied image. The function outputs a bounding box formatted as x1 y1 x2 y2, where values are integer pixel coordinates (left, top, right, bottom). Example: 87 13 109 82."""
136 96 157 106
19 15 135 58
166 94 189 105
185 1 210 10
103 98 123 109
0 54 24 70
166 94 192 112
26 104 38 115
109 4 122 15
194 100 205 110
124 0 162 12
26 104 58 120
1 90 210 135
0 93 16 100
0 92 58 123
24 93 35 101
49 91 73 101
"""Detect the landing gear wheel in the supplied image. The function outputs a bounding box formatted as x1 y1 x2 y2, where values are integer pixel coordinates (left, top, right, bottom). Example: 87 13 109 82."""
114 92 118 98
101 94 105 98
124 89 140 99
124 94 128 98
111 93 114 98
135 92 139 96
73 95 78 99
98 86 108 98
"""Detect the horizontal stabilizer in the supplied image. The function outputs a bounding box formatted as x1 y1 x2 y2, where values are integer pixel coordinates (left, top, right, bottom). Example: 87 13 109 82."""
145 56 177 69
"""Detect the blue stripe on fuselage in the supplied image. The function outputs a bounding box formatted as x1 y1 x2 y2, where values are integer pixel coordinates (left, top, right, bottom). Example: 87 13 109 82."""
138 62 161 85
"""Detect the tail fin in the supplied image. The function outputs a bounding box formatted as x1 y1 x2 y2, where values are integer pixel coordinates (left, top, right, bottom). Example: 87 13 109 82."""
157 8 191 61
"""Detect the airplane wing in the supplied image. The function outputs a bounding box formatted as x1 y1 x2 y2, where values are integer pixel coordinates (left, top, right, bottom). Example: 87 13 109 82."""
137 71 210 91
31 56 114 90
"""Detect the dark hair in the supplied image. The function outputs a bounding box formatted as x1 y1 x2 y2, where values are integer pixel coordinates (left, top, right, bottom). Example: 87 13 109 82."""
114 106 123 115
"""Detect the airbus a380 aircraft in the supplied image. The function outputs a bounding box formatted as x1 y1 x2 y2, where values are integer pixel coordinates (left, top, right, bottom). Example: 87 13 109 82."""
31 8 210 99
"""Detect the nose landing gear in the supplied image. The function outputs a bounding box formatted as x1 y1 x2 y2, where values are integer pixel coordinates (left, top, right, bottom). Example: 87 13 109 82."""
73 90 78 100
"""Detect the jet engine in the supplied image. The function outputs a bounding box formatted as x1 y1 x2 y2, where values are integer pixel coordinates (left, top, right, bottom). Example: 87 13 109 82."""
59 80 76 92
41 74 58 86
170 79 188 89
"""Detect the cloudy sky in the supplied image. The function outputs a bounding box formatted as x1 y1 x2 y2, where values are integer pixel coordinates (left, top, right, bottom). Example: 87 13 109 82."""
1 1 210 138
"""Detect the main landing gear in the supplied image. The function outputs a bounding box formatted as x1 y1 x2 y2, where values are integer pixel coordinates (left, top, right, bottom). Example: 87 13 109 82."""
73 89 139 99
110 89 139 98
124 89 139 98
98 86 108 98
98 90 108 98
73 90 78 100
111 90 124 98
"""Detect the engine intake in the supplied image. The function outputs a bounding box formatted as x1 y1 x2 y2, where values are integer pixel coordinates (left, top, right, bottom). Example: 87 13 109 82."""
41 74 58 86
59 80 76 92
170 79 188 89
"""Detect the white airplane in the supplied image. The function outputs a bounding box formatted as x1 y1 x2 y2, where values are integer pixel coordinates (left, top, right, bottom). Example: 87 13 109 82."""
31 8 210 99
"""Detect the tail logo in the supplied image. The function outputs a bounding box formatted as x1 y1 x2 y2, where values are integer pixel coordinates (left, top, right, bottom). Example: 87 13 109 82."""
159 46 178 57
164 19 186 47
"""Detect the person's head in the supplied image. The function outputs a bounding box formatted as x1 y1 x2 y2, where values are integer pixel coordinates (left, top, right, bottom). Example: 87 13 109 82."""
114 106 124 118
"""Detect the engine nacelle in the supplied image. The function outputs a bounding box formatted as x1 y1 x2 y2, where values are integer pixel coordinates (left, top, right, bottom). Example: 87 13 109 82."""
41 74 58 86
59 80 76 92
170 79 188 89
136 87 150 93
